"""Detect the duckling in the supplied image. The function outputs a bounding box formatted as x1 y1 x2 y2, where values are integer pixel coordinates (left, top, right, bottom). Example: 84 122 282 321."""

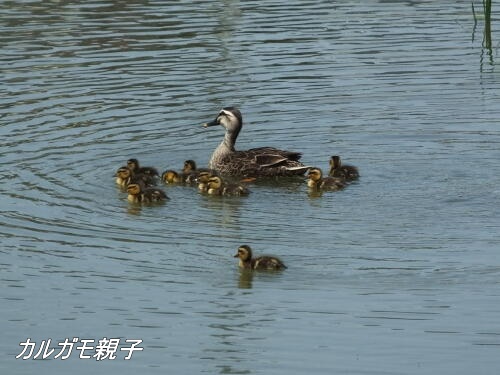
182 159 212 174
234 245 287 271
115 166 156 187
206 176 250 196
161 170 185 184
127 158 159 177
115 166 132 187
161 160 212 185
126 181 169 203
329 155 359 180
307 167 345 191
196 171 217 192
203 107 310 177
182 159 214 185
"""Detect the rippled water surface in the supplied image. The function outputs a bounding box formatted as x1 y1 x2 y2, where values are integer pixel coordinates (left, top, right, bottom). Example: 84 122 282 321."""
2 1 500 374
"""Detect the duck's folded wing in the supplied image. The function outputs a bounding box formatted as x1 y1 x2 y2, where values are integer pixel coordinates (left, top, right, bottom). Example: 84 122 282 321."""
223 148 308 177
248 147 302 161
255 154 289 167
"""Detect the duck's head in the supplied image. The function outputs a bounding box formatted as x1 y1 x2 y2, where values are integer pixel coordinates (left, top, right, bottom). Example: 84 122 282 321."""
126 182 142 195
183 159 197 173
127 158 140 172
207 176 223 189
203 107 242 134
234 245 252 261
196 171 213 183
115 166 131 179
307 167 323 182
329 155 341 169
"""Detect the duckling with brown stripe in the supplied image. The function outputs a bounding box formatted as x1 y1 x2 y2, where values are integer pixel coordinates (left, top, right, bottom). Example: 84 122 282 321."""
234 245 286 271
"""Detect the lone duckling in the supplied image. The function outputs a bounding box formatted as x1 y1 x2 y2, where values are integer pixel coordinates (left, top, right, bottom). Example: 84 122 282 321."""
203 107 309 177
307 167 345 191
206 176 250 196
234 245 287 271
126 181 169 203
329 155 359 181
127 158 159 177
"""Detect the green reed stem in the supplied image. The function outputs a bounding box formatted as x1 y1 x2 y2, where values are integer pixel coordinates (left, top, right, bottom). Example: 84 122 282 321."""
482 0 492 49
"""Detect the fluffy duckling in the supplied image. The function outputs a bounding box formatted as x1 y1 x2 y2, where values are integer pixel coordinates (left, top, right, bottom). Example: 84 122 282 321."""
161 160 212 185
161 170 185 184
307 167 345 191
196 171 216 192
115 166 132 187
127 158 159 177
182 159 214 185
182 159 212 174
234 245 287 271
206 176 250 196
115 166 156 187
126 181 169 203
329 155 359 180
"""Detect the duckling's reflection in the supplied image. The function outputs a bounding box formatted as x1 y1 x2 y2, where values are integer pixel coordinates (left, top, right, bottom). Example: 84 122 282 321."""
237 269 254 289
307 188 324 199
198 195 245 230
203 289 259 374
126 204 142 216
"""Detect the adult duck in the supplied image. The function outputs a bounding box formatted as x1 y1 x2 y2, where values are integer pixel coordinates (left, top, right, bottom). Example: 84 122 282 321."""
203 107 309 177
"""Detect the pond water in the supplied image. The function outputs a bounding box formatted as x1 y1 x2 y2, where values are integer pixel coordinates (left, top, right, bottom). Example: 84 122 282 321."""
1 1 500 374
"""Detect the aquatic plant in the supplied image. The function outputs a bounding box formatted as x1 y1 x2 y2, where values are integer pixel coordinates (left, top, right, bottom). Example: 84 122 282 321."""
472 0 493 66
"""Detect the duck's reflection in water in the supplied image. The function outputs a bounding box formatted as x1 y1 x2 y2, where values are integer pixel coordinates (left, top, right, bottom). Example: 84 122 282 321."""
237 269 254 289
